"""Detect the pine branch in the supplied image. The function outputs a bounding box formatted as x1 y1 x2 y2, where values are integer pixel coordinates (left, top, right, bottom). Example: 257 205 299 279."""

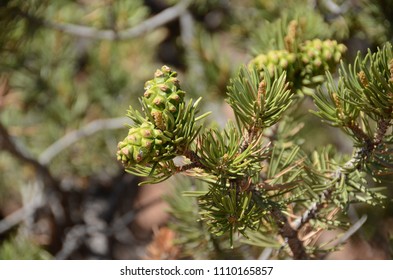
373 117 392 146
293 187 334 231
0 121 71 245
20 0 192 41
39 117 129 165
346 121 373 149
252 190 308 259
176 150 205 172
269 202 308 259
293 132 387 231
0 121 58 189
55 225 87 260
0 198 43 234
302 43 393 232
255 180 300 191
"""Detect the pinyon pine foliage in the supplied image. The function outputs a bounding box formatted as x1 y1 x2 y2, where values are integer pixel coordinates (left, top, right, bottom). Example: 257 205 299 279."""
117 42 392 259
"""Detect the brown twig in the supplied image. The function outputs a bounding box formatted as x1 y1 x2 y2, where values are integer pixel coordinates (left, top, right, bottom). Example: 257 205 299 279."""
0 121 58 189
176 162 203 173
0 121 70 250
373 117 391 147
269 204 309 259
172 149 205 173
252 190 308 259
255 180 301 191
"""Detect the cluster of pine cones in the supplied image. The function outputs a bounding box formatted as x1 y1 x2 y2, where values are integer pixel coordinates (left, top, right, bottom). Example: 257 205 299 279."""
117 66 185 167
249 38 347 90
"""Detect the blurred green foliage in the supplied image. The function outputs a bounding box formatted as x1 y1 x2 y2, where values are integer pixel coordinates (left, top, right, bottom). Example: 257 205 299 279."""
0 233 52 260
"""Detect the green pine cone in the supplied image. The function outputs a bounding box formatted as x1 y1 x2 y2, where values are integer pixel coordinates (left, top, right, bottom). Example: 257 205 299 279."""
300 39 346 77
142 65 186 131
117 122 166 167
249 50 296 78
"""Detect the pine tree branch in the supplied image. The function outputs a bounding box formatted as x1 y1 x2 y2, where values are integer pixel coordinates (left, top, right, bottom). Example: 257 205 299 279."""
0 121 58 189
0 117 133 234
176 149 205 172
294 115 392 231
176 162 203 172
269 203 309 260
346 121 373 148
21 0 192 41
55 225 87 260
255 180 300 191
0 121 71 243
252 191 308 259
373 117 391 146
39 117 129 165
293 154 357 232
293 188 334 231
319 0 351 15
0 196 43 234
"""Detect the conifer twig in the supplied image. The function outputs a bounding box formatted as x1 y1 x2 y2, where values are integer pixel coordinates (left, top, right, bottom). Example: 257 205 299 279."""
39 117 129 165
23 0 192 41
373 117 391 146
293 188 333 231
252 191 308 259
293 154 358 231
176 149 205 172
0 121 68 236
0 198 43 234
269 204 309 260
294 115 392 231
0 121 59 189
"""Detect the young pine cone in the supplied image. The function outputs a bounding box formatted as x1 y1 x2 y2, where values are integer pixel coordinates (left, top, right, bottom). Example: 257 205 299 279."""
300 39 347 77
249 50 297 78
117 122 167 167
142 65 186 131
